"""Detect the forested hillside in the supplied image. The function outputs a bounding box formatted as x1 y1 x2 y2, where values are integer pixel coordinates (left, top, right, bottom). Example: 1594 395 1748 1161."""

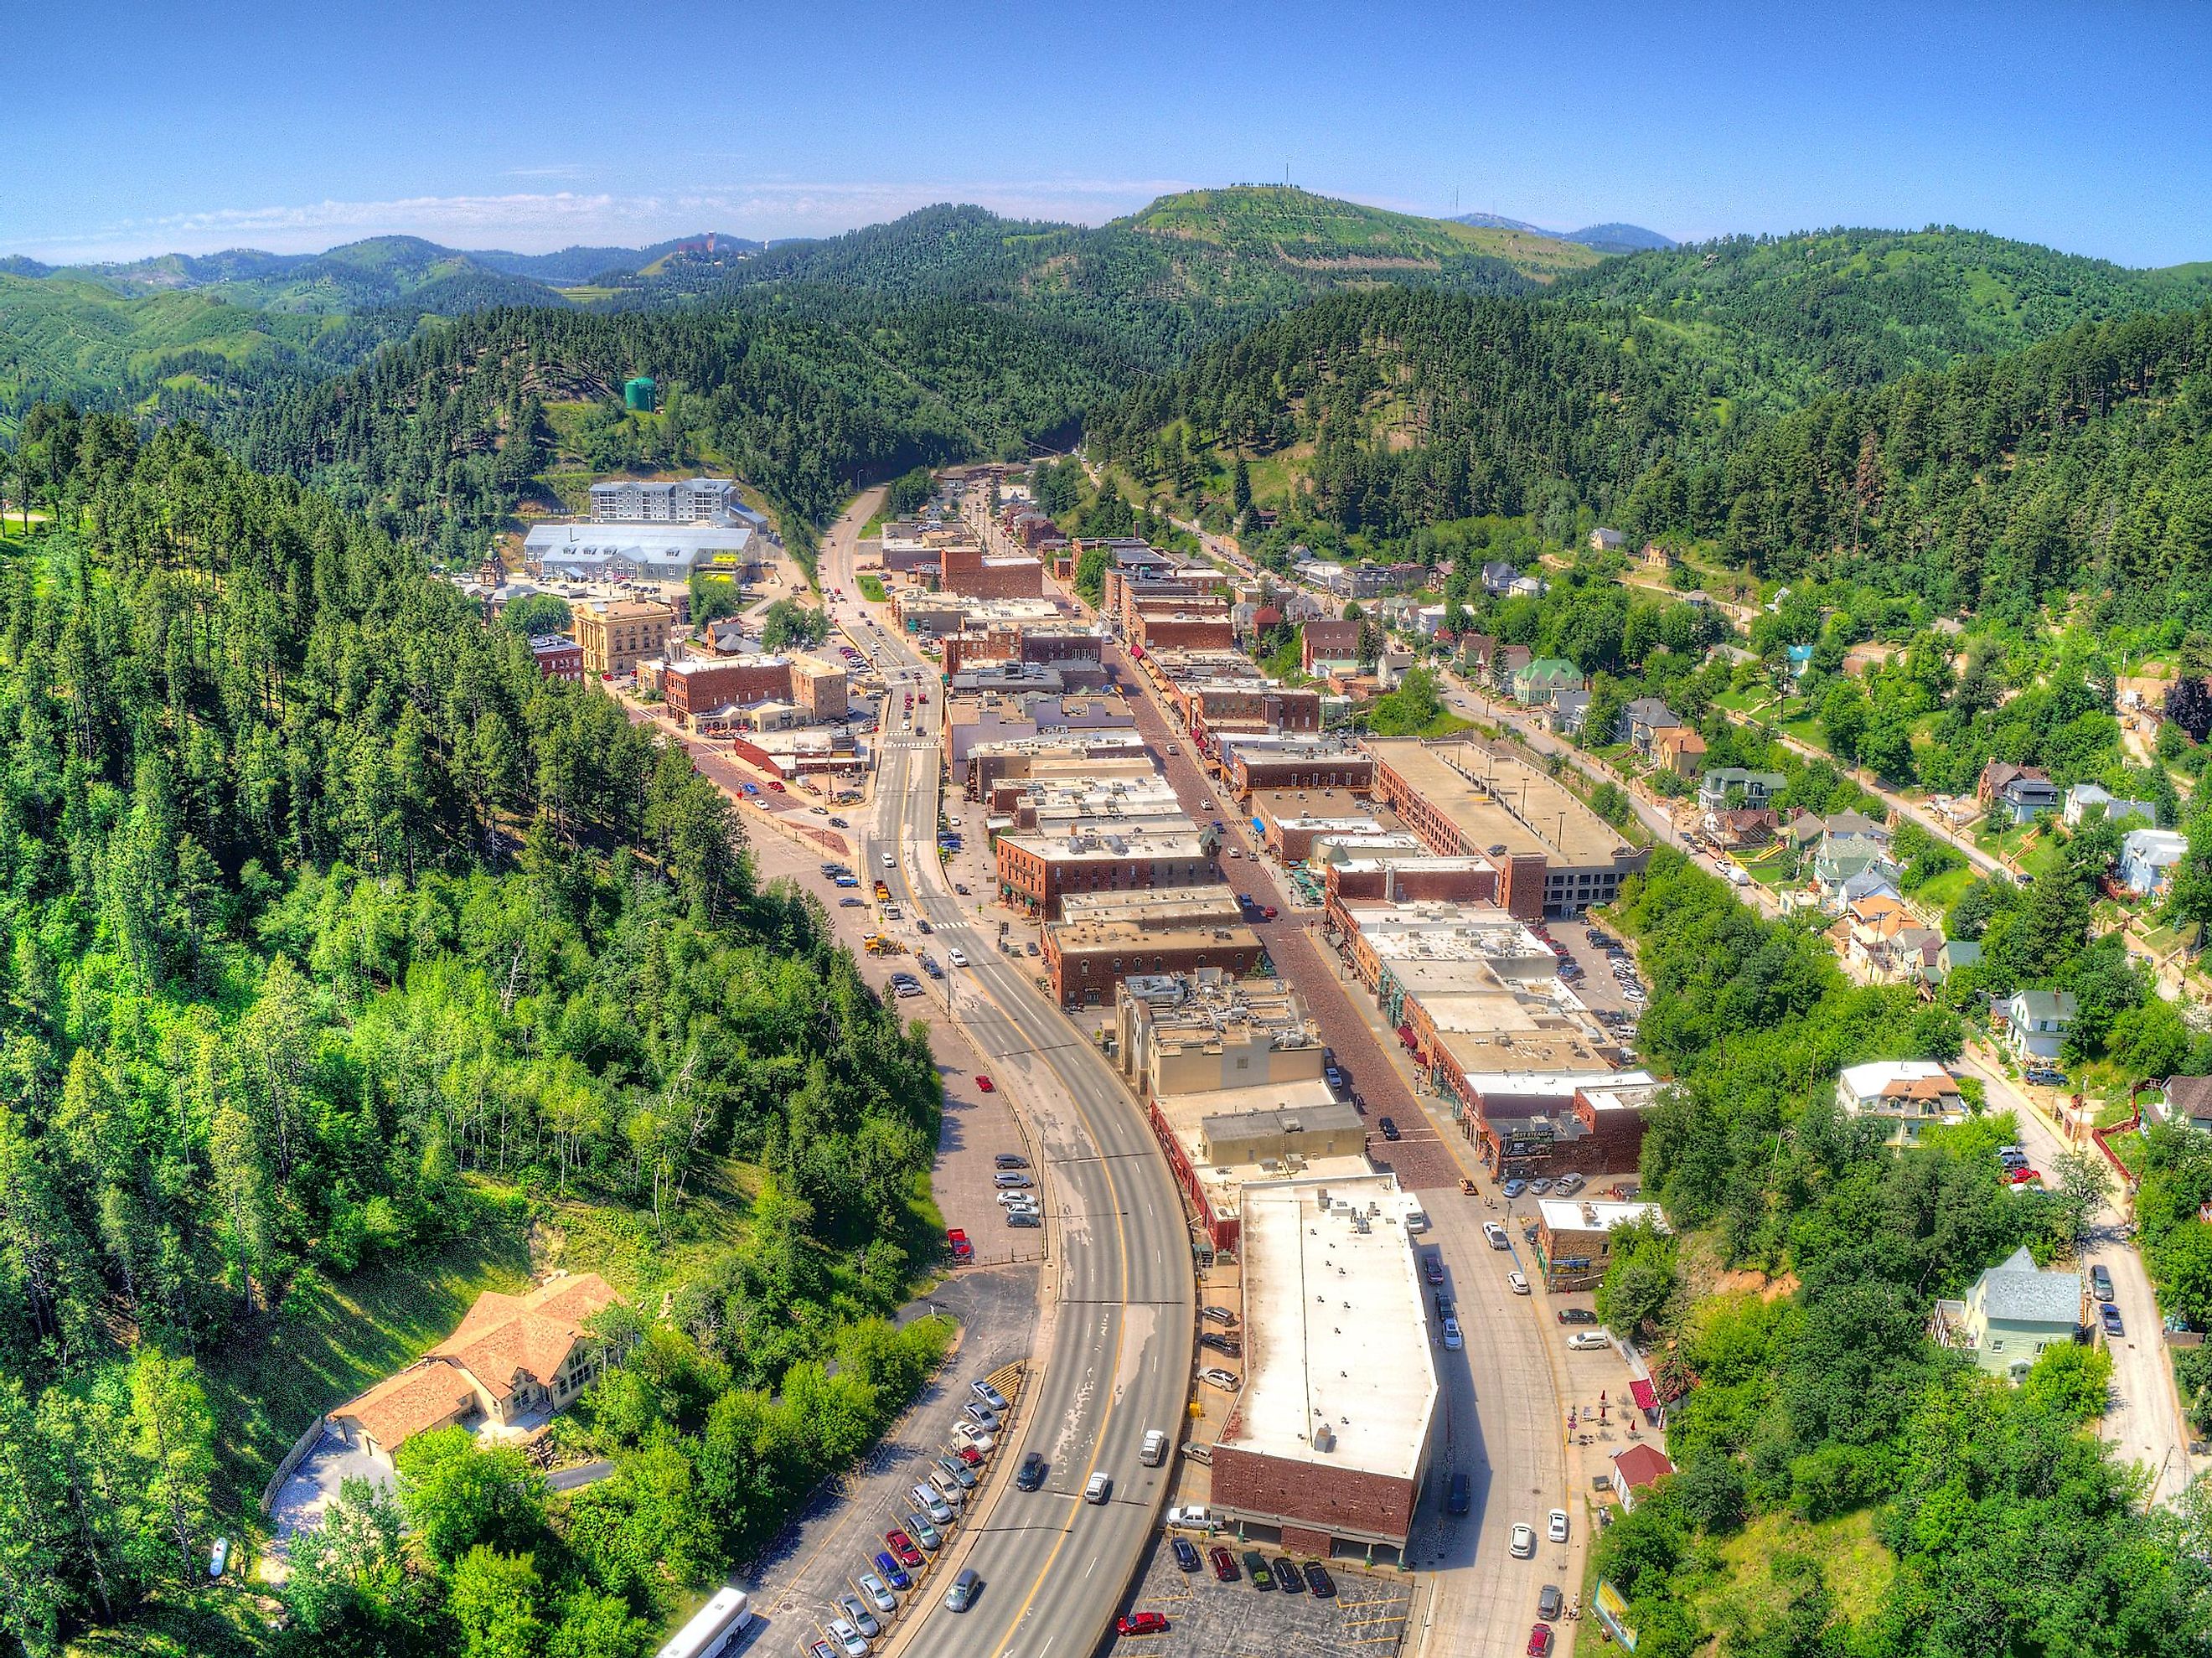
1556 227 2212 404
1085 286 1726 540
0 411 943 1655
1629 302 2212 622
201 292 1119 560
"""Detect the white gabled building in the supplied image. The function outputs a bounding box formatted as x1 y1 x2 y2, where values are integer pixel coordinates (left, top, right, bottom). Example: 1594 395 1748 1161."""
1834 1060 1967 1144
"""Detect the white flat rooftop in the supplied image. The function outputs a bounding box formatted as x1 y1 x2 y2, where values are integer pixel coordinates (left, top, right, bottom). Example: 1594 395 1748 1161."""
1235 1175 1438 1484
1538 1197 1670 1235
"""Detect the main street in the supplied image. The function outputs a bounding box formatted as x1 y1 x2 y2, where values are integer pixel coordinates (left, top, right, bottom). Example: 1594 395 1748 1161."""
823 493 1196 1658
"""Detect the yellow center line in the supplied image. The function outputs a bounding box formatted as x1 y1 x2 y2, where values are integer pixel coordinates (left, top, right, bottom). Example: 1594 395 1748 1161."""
880 659 1158 1657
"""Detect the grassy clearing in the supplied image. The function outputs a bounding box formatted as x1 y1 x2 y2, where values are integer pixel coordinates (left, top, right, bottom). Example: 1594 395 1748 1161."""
65 1592 269 1658
199 1192 534 1499
1682 1508 1895 1645
858 572 888 602
1912 863 1975 912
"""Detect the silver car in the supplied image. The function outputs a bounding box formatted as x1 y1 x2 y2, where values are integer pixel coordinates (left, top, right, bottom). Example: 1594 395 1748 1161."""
838 1595 880 1640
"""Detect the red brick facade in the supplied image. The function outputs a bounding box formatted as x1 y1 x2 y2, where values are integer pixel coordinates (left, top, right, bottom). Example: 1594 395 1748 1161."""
942 543 1044 598
664 659 791 725
1223 750 1375 799
1209 1445 1419 1551
996 840 1218 918
1045 927 1263 1007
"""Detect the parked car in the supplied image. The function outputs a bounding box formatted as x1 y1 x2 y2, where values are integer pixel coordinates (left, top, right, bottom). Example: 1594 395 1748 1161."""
962 1402 999 1428
1548 1508 1569 1543
1568 1330 1611 1351
1210 1546 1238 1582
1501 1179 1527 1200
1007 1210 1041 1227
884 1530 923 1568
1552 1174 1585 1196
871 1553 908 1593
1303 1562 1336 1598
826 1620 868 1658
1527 1624 1553 1656
1557 1308 1599 1325
946 1227 972 1262
903 1516 938 1552
1378 1117 1401 1142
1273 1556 1303 1593
2101 1302 2126 1339
1202 1304 1238 1325
995 1154 1029 1170
1526 1177 1553 1196
838 1593 881 1639
1242 1550 1274 1590
1200 1331 1242 1356
2091 1263 2115 1303
952 1443 983 1467
1201 1367 1242 1392
1441 1317 1464 1350
974 1074 995 1092
1538 1583 1563 1620
1171 1537 1202 1573
1424 1251 1445 1285
1507 1271 1530 1295
973 1379 1009 1412
1510 1523 1536 1557
1484 1222 1510 1249
1116 1611 1169 1636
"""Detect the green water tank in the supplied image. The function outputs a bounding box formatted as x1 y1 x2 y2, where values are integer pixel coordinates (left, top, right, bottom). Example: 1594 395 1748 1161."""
623 376 657 412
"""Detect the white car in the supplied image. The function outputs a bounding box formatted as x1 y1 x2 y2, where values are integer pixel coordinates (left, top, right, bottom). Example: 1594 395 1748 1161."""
1200 1366 1242 1392
951 1421 995 1454
1510 1523 1536 1558
997 1190 1037 1206
827 1619 869 1657
838 1595 881 1640
948 948 968 967
1441 1317 1463 1350
1567 1330 1611 1351
1548 1508 1569 1543
1507 1271 1529 1295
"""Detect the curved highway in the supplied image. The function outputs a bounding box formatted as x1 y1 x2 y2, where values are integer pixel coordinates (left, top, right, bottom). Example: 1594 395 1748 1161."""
824 494 1194 1658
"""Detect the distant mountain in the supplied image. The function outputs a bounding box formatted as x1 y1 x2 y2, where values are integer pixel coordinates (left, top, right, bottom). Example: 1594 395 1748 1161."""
1452 212 1675 254
468 233 762 287
1565 222 1676 253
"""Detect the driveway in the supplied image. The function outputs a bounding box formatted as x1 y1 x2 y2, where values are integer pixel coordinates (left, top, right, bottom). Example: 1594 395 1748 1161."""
270 1430 394 1554
1958 1045 2197 1501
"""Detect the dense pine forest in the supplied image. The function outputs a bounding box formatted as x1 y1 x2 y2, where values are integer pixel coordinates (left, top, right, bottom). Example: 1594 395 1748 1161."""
0 410 942 1655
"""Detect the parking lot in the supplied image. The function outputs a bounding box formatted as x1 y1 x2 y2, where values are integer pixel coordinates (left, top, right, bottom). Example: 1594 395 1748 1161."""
1115 1531 1413 1658
1548 917 1645 1051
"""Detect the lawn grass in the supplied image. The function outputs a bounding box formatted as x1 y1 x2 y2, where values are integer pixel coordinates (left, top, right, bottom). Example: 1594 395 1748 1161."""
858 573 888 602
65 1591 269 1658
199 1191 534 1500
1911 864 1976 912
1682 1508 1895 1645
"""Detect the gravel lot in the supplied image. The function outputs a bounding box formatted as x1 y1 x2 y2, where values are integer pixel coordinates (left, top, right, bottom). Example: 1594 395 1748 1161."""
1116 1531 1414 1658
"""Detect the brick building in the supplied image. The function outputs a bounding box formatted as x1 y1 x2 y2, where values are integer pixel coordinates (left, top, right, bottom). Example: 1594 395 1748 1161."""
1535 1197 1670 1291
1044 914 1264 1007
1301 618 1362 674
1367 738 1647 919
530 635 583 681
1207 1177 1439 1562
660 655 793 726
942 540 1046 598
1218 735 1376 799
1129 601 1236 653
995 829 1216 918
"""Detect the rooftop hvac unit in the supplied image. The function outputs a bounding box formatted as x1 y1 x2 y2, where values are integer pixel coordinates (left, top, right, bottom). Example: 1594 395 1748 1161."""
1313 1423 1336 1453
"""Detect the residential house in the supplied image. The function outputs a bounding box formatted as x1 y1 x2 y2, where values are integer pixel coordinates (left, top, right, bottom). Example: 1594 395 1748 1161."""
1698 768 1787 813
1786 643 1815 679
1511 657 1584 708
1978 762 2060 824
1703 807 1780 850
1589 528 1626 553
1615 697 1685 757
1480 560 1520 597
1489 643 1532 696
1935 937 1982 981
1999 989 2076 1061
1609 1444 1676 1512
1548 688 1592 738
1845 893 1915 974
1652 726 1708 779
2120 828 2189 896
1301 619 1363 675
1508 574 1546 599
1835 1060 1967 1144
2158 1075 2212 1134
1460 633 1497 677
330 1274 622 1466
1932 1247 2081 1382
2064 783 2156 829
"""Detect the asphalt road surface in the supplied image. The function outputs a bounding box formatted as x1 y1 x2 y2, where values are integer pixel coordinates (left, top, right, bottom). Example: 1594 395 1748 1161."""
825 495 1196 1658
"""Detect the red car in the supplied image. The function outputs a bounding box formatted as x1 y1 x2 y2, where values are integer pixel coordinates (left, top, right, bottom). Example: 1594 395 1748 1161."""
947 1228 973 1262
1116 1612 1169 1636
954 1444 984 1466
1527 1624 1553 1655
1209 1546 1238 1582
975 1075 995 1092
884 1530 923 1569
2007 1166 2042 1185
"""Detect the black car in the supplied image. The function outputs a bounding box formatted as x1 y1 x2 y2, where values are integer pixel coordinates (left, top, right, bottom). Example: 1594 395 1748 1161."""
1378 1117 1401 1143
1302 1562 1336 1598
1016 1452 1047 1490
1447 1472 1471 1515
1171 1537 1202 1573
1538 1584 1563 1621
1556 1308 1599 1325
1273 1557 1303 1593
2101 1302 2125 1339
1201 1332 1243 1356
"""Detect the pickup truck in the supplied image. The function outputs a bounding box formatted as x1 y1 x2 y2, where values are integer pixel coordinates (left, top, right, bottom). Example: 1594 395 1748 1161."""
946 1228 973 1263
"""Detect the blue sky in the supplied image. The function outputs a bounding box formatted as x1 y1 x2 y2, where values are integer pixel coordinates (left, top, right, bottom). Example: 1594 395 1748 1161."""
6 0 2209 266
